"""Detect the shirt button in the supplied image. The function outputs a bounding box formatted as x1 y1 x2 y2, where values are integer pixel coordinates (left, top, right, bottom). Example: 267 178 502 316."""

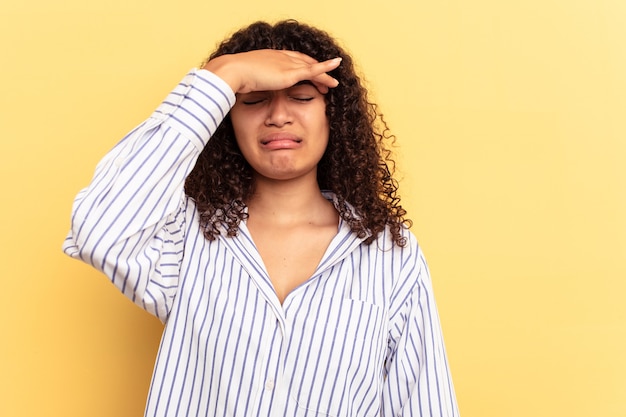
265 379 275 390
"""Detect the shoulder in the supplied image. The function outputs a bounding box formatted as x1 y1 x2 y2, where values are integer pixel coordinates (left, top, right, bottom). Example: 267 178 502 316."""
374 223 423 258
377 224 431 291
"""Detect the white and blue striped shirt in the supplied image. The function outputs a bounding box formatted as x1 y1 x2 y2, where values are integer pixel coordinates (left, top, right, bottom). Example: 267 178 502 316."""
63 69 459 417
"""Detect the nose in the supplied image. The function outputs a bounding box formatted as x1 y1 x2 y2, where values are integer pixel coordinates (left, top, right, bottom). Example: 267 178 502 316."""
265 94 292 127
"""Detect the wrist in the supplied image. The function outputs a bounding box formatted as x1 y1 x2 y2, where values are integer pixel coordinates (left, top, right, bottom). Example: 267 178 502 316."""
202 55 242 94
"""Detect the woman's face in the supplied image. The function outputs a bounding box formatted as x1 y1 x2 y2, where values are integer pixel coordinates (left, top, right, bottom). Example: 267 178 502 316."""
229 81 329 183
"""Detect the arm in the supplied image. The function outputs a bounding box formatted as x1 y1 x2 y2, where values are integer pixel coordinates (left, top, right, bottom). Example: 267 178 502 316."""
63 50 342 321
383 239 460 416
63 70 235 321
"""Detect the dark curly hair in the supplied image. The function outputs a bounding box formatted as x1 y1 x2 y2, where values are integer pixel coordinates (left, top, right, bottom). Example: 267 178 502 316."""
185 19 411 246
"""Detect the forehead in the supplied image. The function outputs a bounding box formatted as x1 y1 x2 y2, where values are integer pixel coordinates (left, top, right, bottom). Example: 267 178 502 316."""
237 81 322 97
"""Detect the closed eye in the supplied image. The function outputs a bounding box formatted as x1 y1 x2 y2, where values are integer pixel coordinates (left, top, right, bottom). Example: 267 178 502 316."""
239 92 270 105
242 98 267 105
291 96 314 102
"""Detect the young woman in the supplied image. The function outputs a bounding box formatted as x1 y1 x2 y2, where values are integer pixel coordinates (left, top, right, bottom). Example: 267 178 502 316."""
64 20 459 417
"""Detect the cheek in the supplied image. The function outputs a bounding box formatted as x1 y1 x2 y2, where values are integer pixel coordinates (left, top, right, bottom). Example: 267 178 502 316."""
230 112 253 149
318 118 331 149
301 106 330 140
233 131 254 162
229 110 244 137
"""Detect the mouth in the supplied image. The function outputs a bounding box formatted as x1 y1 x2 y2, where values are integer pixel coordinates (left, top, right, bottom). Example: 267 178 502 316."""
260 133 302 145
260 133 303 150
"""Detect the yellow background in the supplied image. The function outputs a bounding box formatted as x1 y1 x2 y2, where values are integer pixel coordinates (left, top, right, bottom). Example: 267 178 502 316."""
1 0 624 416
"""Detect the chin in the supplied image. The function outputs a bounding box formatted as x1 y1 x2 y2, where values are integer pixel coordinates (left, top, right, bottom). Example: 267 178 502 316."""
255 166 317 183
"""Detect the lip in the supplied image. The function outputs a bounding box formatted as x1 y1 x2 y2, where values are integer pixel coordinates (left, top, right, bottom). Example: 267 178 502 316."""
260 133 302 150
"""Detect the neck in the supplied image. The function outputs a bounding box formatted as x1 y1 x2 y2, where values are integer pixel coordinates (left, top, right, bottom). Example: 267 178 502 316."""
246 174 334 226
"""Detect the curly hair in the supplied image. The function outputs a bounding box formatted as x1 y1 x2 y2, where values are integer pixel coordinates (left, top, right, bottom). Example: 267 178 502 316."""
184 19 411 246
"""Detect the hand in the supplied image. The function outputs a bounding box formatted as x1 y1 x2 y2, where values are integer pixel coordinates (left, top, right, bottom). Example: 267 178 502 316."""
203 49 341 94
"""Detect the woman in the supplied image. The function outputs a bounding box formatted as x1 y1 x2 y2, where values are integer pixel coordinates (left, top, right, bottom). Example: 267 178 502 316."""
64 20 459 417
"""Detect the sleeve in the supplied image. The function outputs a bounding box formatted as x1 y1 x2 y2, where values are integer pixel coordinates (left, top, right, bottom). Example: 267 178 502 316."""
62 69 235 322
382 236 460 416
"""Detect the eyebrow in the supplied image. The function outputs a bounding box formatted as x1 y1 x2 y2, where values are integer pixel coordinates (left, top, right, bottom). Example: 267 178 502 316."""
292 80 315 87
236 81 317 97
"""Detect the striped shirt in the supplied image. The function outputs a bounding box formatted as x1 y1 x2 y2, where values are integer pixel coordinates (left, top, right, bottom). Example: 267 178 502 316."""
63 69 459 417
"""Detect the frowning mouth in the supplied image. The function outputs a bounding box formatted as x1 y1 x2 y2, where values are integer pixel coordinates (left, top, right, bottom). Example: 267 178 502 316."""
260 133 302 147
260 133 302 145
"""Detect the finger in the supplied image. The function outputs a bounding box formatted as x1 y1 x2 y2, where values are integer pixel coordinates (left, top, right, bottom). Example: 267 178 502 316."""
307 58 342 92
317 57 342 72
309 74 338 94
282 51 341 74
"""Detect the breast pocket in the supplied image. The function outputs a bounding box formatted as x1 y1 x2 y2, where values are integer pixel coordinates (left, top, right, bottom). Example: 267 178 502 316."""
288 297 387 417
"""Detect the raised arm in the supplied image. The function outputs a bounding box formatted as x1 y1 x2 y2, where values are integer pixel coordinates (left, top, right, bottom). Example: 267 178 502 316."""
63 70 234 320
63 50 341 321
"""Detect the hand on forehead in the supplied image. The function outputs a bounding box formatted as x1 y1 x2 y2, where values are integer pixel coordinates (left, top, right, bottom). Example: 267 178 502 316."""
203 49 342 95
